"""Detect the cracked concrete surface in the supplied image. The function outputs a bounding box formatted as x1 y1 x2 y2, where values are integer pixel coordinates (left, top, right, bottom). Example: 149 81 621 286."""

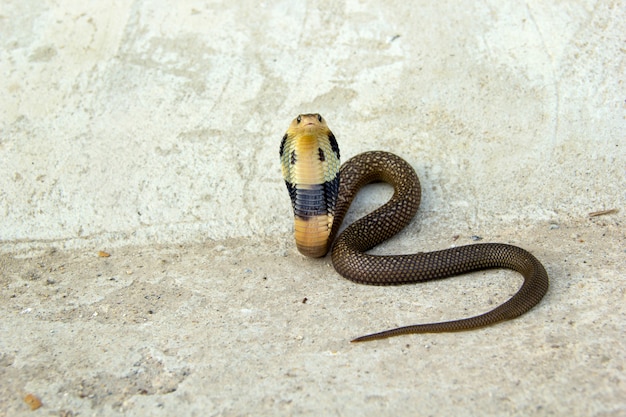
1 1 625 416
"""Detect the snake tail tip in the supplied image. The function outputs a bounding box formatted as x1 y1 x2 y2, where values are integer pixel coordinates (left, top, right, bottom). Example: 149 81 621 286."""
350 334 380 343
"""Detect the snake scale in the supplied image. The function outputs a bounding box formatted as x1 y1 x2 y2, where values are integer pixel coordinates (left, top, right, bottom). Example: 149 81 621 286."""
280 114 549 342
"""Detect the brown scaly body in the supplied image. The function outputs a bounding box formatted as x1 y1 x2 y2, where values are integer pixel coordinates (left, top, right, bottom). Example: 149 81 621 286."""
281 114 549 342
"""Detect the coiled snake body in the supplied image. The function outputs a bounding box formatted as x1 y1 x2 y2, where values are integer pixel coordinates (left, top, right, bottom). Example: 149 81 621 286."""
280 114 549 342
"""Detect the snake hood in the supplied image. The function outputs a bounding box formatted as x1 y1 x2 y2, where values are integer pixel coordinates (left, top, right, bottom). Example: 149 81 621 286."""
280 114 340 257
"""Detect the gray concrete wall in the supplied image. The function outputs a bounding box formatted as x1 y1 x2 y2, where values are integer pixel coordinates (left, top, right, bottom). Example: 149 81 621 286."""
1 1 624 416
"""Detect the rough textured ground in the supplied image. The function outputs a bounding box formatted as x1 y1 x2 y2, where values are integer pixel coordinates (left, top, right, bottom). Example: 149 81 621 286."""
1 1 625 416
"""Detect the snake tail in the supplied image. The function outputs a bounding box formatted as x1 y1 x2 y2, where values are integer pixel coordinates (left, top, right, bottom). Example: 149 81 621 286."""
345 243 549 342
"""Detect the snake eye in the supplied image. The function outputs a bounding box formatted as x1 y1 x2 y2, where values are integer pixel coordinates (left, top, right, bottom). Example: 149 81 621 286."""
317 114 323 122
296 115 302 123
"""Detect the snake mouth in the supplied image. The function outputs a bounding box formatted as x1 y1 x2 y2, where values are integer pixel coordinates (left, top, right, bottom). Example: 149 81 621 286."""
300 123 319 134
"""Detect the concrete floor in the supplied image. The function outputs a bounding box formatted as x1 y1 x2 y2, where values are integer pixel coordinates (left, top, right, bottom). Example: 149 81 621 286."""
1 1 625 416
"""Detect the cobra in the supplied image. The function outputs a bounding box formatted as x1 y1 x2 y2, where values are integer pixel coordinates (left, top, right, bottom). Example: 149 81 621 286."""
280 113 549 342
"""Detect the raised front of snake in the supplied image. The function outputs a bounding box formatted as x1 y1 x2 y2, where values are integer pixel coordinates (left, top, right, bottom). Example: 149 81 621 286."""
280 113 549 342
